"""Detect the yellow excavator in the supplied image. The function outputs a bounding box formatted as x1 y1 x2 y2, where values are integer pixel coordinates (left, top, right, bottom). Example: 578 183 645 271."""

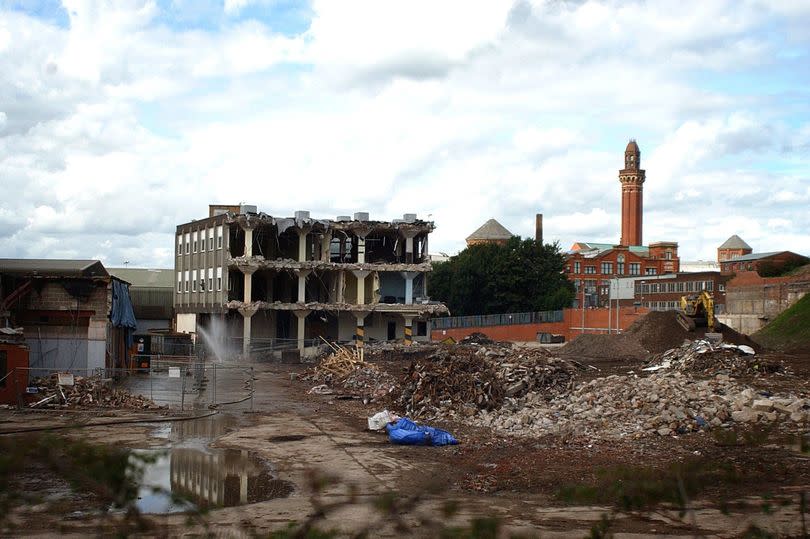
677 290 716 332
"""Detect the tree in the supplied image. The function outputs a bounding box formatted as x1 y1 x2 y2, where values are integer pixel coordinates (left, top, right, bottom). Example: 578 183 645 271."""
428 237 575 316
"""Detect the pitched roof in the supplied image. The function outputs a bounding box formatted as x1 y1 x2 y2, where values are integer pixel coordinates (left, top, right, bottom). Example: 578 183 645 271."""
718 235 752 250
466 219 514 241
725 251 790 263
0 259 109 278
569 243 649 256
108 268 174 288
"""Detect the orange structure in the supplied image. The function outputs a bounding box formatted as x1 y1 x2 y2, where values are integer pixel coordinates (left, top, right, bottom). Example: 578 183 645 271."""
619 140 645 246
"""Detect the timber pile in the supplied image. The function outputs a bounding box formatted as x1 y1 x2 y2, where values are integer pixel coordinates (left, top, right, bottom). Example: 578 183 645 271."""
399 347 504 418
304 340 379 386
29 375 163 410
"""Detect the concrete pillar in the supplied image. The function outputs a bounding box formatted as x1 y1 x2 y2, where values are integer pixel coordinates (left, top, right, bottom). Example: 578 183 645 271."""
351 270 371 304
357 236 366 264
401 230 418 263
239 305 257 357
295 269 312 303
244 272 253 303
402 315 415 346
320 232 332 262
293 309 311 351
354 312 369 348
244 228 253 257
239 451 248 503
297 228 310 262
400 271 419 305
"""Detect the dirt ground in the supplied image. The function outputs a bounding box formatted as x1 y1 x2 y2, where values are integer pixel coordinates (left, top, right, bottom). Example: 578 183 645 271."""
1 349 809 537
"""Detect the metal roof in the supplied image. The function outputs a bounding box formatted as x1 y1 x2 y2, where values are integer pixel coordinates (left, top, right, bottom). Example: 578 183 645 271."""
0 258 109 278
570 243 649 256
718 234 752 250
725 251 788 262
108 268 174 288
466 219 514 241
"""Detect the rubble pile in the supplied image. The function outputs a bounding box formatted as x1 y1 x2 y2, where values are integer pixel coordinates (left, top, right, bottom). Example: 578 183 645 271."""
558 333 649 360
400 347 504 418
624 311 690 353
337 367 400 402
644 340 784 376
29 375 163 410
487 347 575 400
477 369 809 439
459 332 496 345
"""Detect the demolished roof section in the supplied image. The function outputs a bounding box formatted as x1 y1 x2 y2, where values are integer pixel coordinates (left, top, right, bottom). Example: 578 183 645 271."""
226 299 449 315
228 256 434 273
228 212 435 235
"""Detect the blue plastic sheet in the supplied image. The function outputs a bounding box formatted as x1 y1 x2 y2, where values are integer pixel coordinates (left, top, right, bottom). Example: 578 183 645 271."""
385 417 458 446
109 279 137 346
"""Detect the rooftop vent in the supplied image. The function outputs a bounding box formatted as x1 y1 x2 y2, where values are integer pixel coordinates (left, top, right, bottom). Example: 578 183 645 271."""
294 210 310 221
403 213 416 223
240 204 257 214
354 212 369 222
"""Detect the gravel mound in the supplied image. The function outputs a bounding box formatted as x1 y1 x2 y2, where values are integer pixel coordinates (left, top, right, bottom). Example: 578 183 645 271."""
557 333 649 360
624 310 689 353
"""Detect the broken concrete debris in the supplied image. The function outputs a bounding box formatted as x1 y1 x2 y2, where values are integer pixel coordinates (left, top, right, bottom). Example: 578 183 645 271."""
642 339 784 376
28 374 163 410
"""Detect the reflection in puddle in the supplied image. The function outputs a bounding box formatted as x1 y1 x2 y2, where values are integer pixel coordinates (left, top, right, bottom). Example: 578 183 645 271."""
136 414 293 514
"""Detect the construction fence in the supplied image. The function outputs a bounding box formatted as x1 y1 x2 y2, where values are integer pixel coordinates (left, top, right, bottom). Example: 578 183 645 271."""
431 310 564 330
2 362 256 412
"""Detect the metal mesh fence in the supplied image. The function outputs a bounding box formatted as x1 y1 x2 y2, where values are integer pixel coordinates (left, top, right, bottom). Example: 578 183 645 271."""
5 363 255 412
431 310 564 330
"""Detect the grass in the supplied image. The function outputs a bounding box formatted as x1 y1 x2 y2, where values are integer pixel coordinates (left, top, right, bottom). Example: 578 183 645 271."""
753 293 810 352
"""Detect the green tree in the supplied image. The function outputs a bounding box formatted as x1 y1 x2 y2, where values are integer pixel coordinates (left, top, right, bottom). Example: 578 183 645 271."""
429 237 574 316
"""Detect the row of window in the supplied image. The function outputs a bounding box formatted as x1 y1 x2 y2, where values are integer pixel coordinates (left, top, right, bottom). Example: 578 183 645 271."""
573 261 651 276
178 227 224 255
635 280 719 295
643 301 725 314
177 268 223 293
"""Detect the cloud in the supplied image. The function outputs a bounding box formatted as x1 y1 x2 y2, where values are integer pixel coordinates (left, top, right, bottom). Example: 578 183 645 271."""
0 0 809 268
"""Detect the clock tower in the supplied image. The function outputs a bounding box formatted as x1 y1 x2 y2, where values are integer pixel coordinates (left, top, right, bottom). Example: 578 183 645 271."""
619 139 645 246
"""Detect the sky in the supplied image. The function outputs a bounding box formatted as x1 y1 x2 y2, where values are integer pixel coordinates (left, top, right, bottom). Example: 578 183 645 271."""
1 0 809 268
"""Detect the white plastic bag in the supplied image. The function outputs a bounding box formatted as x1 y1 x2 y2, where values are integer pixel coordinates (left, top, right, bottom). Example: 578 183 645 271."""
367 410 393 431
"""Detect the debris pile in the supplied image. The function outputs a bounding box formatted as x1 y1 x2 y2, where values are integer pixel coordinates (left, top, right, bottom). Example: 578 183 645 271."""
643 340 784 376
488 348 575 400
624 310 690 353
338 367 399 401
29 375 163 410
459 332 496 345
558 333 649 360
400 347 503 418
477 369 808 439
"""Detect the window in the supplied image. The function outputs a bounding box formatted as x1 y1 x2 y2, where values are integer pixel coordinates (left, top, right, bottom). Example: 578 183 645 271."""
177 236 182 255
617 262 625 274
216 225 223 249
416 321 427 336
629 263 641 275
216 268 223 291
0 351 7 388
585 266 596 274
208 268 213 292
667 282 676 293
184 233 190 254
200 278 206 291
719 284 725 292
574 261 581 273
601 262 613 274
184 270 189 292
177 272 182 293
642 284 650 294
687 281 694 292
192 270 197 292
677 282 685 292
666 251 672 260
192 231 198 253
645 267 657 275
706 281 713 291
208 228 214 250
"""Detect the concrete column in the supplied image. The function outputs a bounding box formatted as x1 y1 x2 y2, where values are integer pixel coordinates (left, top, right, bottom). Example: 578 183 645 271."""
402 315 415 346
295 269 312 303
351 270 371 304
244 272 253 303
354 312 369 348
239 305 258 357
320 232 332 262
357 236 366 264
244 228 253 257
400 271 419 305
401 230 418 263
297 229 309 262
293 309 311 351
239 453 248 503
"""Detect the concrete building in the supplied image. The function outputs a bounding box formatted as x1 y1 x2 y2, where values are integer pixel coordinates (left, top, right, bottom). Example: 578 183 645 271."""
174 205 448 355
0 259 136 372
465 219 514 247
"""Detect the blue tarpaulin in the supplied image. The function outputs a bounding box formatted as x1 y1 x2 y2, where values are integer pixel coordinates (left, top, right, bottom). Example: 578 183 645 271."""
385 417 458 446
110 279 137 347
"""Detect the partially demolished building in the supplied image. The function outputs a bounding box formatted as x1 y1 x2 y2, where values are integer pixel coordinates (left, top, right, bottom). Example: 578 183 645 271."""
174 205 448 354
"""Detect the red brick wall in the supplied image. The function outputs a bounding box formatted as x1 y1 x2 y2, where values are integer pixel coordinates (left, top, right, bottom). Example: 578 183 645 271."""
431 306 649 343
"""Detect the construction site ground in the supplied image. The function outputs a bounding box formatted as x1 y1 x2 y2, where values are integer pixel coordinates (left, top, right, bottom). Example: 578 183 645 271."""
2 345 810 537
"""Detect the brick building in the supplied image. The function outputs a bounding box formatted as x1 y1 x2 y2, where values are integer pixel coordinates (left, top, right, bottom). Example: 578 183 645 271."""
720 251 808 275
465 218 514 247
717 235 752 263
566 141 679 307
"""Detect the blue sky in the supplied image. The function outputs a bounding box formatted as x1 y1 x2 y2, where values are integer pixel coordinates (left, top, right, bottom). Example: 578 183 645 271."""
0 0 809 268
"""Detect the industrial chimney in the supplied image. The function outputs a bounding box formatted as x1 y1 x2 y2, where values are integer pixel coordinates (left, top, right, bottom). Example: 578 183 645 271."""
535 213 543 245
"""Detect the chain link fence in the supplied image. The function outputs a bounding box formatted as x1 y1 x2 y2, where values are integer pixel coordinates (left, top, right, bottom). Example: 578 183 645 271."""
3 362 255 412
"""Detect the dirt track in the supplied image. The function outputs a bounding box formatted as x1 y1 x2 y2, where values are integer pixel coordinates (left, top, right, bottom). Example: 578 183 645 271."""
2 352 810 537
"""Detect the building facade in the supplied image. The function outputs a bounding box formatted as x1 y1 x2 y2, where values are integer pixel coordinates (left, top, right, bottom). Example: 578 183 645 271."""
717 235 753 263
174 205 448 355
720 251 808 275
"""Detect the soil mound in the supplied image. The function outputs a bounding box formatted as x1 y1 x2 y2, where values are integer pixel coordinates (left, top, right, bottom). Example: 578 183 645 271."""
624 311 689 353
557 333 648 360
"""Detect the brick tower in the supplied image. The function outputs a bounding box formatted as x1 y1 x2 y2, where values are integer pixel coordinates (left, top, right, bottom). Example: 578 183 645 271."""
619 139 645 246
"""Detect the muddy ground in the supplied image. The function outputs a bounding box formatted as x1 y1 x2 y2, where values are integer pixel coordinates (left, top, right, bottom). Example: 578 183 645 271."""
1 349 809 537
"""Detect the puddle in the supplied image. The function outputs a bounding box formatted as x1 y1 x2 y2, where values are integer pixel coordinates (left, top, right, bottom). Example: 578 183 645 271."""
134 414 293 514
132 447 293 514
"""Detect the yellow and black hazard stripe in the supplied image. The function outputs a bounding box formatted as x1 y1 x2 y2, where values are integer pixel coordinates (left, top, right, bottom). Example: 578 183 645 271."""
404 325 413 345
355 325 365 348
